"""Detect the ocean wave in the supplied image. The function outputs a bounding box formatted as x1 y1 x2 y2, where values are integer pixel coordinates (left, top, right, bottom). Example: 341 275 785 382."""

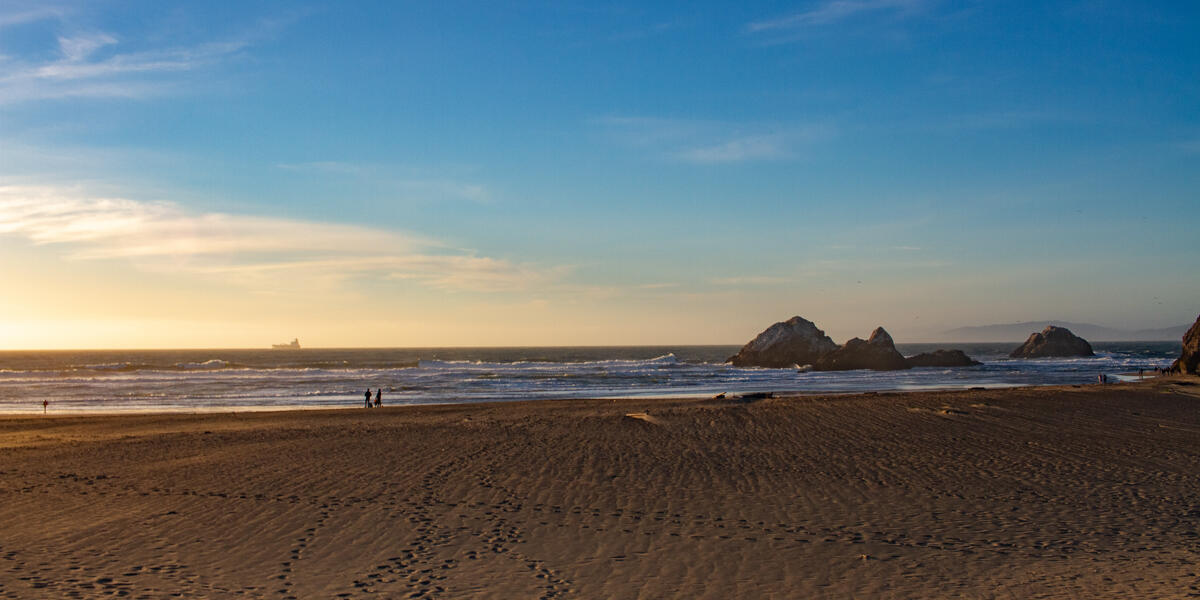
175 359 233 370
79 362 151 372
419 353 681 370
57 360 420 374
71 360 224 372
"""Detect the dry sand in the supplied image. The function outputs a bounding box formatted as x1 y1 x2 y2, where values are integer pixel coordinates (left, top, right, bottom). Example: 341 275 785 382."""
2 380 1199 598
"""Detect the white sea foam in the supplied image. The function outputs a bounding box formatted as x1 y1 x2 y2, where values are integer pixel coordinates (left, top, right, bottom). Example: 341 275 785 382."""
419 354 682 371
175 359 232 370
82 362 142 371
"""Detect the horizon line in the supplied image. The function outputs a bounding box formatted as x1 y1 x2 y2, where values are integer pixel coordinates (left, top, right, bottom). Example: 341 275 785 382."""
0 339 1184 352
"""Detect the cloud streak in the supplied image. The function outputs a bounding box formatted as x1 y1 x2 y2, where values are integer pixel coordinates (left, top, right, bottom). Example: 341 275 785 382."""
0 5 65 28
0 185 557 293
276 162 491 203
0 12 280 104
748 0 928 32
598 116 832 164
675 134 794 164
708 275 794 286
56 32 118 62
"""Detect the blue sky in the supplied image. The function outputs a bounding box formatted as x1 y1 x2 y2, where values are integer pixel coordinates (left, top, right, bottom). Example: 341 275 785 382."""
0 0 1197 348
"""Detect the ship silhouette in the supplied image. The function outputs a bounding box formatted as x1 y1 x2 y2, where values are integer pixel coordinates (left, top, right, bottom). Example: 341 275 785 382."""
272 338 301 349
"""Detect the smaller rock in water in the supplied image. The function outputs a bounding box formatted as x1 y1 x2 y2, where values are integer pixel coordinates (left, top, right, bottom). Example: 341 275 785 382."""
1008 326 1094 358
906 349 982 368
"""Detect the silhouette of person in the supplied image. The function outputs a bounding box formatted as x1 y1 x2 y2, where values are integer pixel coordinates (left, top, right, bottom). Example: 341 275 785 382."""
364 389 372 408
375 389 382 408
43 399 48 414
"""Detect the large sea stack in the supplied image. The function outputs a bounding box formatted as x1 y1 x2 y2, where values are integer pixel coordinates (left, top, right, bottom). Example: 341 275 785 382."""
906 349 983 368
814 327 911 371
1170 314 1200 375
1009 326 1094 358
726 316 838 368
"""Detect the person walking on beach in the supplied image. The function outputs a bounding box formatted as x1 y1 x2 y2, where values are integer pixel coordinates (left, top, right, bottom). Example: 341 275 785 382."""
364 389 373 408
43 398 48 414
375 389 382 408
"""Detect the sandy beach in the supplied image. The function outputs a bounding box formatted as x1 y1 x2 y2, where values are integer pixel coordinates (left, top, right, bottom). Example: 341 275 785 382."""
2 380 1199 599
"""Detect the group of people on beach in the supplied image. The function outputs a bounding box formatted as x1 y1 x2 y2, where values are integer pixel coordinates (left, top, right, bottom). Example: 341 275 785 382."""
1137 366 1180 379
364 388 382 408
1103 365 1180 384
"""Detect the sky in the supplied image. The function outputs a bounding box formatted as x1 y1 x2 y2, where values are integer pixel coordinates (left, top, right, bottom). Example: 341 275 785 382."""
0 0 1198 349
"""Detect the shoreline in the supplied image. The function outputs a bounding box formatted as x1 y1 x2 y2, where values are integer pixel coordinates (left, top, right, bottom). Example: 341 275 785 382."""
2 377 1162 418
0 382 1057 418
2 377 1180 422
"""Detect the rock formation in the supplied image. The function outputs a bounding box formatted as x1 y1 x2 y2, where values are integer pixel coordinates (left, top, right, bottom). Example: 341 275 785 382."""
1008 326 1094 358
726 316 838 368
905 349 983 368
1170 314 1200 375
730 317 984 371
814 327 911 371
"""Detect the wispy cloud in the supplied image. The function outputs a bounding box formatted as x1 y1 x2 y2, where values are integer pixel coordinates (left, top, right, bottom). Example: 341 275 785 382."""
0 5 66 28
675 134 794 164
1177 138 1200 154
0 13 280 104
747 0 929 32
0 185 557 293
56 32 118 62
607 18 692 42
276 161 368 176
598 116 833 164
709 275 794 286
276 161 491 203
928 110 1070 133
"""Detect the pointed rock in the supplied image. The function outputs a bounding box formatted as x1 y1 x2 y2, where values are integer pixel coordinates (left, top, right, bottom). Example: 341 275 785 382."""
867 327 894 347
814 326 910 371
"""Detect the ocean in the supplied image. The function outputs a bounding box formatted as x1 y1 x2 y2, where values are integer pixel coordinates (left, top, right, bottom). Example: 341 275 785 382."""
0 342 1180 413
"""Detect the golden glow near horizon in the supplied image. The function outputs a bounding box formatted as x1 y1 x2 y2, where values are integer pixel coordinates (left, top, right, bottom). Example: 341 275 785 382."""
0 183 1192 350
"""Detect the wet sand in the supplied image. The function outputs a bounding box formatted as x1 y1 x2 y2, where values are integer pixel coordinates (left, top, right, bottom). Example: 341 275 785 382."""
1 380 1199 598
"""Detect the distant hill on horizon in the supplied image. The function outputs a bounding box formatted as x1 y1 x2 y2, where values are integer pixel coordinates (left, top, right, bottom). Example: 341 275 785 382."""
941 321 1188 342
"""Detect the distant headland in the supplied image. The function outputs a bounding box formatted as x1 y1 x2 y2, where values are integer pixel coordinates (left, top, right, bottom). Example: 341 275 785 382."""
941 321 1188 342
